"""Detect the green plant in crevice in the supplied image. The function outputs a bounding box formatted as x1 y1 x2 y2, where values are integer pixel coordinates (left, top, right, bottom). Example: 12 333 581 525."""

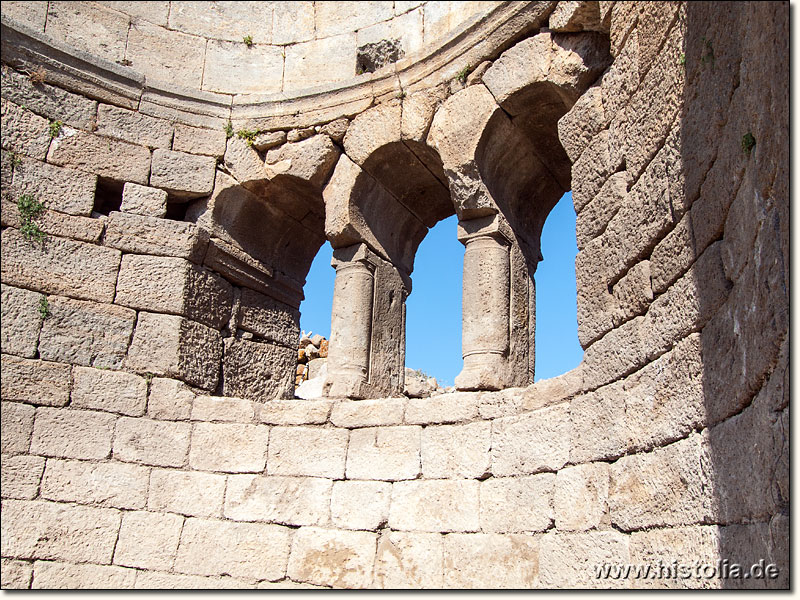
236 128 259 147
224 120 234 139
17 193 46 242
9 152 23 169
38 296 50 320
243 34 254 47
741 132 756 154
678 53 686 66
455 64 473 84
49 120 63 138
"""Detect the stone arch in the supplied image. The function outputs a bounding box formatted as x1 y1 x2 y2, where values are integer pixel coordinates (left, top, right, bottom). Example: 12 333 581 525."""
427 29 611 390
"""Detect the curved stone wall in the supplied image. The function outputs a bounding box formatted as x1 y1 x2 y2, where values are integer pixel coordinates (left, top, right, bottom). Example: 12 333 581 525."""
0 0 789 590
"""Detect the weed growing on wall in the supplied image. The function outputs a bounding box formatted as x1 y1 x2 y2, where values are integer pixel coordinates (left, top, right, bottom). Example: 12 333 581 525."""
17 193 46 243
49 120 63 138
38 296 50 320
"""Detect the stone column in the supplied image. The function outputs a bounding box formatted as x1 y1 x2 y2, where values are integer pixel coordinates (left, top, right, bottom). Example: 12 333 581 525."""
455 214 512 390
325 244 376 398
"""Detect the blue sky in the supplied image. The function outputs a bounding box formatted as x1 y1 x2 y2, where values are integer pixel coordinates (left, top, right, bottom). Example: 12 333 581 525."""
299 192 584 386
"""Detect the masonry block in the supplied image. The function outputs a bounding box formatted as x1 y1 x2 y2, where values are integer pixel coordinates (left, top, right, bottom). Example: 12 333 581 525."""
1 284 43 358
148 468 227 518
258 400 332 425
287 527 377 589
331 480 391 531
1 454 45 500
238 288 300 347
373 531 444 589
96 103 173 149
267 426 348 479
30 407 116 460
189 422 269 473
539 530 629 588
120 183 168 218
71 367 148 416
346 426 421 481
147 377 195 421
103 212 210 262
405 392 479 425
191 395 255 423
554 463 609 531
150 149 216 198
11 157 97 216
173 124 228 157
330 398 406 428
479 474 555 534
1 558 33 589
113 417 191 467
222 338 296 402
389 480 480 533
0 98 51 160
443 533 541 589
225 475 332 526
40 458 149 510
422 421 491 479
0 356 71 407
491 403 571 476
113 510 184 571
31 561 137 590
47 128 151 184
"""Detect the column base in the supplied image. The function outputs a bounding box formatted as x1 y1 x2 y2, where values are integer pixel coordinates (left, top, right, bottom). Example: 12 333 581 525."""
454 353 508 391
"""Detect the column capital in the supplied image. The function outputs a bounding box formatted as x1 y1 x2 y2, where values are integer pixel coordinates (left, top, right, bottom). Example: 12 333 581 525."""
456 213 513 245
331 242 380 271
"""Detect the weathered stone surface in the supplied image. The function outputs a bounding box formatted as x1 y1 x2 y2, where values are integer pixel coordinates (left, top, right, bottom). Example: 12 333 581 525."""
268 426 348 478
191 395 255 423
31 561 137 590
539 530 629 588
284 34 357 91
405 392 479 424
287 527 377 589
1 229 121 303
238 288 300 347
575 171 625 250
443 533 541 589
174 518 292 581
251 130 287 151
1 453 45 499
96 103 173 149
11 157 97 216
491 403 571 476
134 571 252 589
126 20 206 88
554 463 609 531
148 468 226 518
480 474 555 534
558 85 605 163
373 531 443 588
343 101 401 166
628 526 721 589
104 212 210 262
2 1 47 29
0 98 51 160
126 312 222 391
330 480 391 531
168 1 273 42
550 1 604 32
1 284 43 358
173 124 228 157
203 41 283 95
265 134 340 188
147 377 195 421
189 422 269 473
47 127 151 184
113 510 184 570
571 129 612 213
30 407 116 460
150 148 216 198
225 475 332 526
320 118 349 143
346 426 420 481
116 254 233 329
0 198 104 244
40 458 149 510
0 355 71 407
0 500 121 563
113 417 191 467
1 558 33 589
258 400 332 425
38 296 135 369
45 1 129 62
1 401 35 454
389 480 480 533
222 338 296 402
330 398 406 428
71 367 147 416
421 421 491 479
120 183 168 218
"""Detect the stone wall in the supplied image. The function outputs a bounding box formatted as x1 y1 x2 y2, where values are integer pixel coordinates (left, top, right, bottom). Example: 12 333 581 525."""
0 0 789 590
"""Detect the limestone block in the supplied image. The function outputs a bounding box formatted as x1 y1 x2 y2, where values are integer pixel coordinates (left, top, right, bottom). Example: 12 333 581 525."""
31 561 137 590
267 426 348 479
71 367 147 416
40 458 149 510
357 8 424 64
539 530 629 588
1 229 121 303
569 386 628 463
174 518 292 580
0 500 121 564
482 33 551 107
554 463 609 531
287 527 377 589
1 401 35 454
579 315 650 391
265 134 340 188
479 474 555 533
1 558 33 589
126 20 206 88
148 468 226 518
168 1 273 43
522 368 586 412
134 571 252 589
251 130 287 151
611 260 653 325
0 67 97 130
189 422 269 473
330 398 406 428
258 400 332 425
575 171 625 250
609 1 638 57
150 149 216 198
120 183 168 217
389 480 480 533
550 1 604 31
0 198 104 244
628 526 720 589
1 284 43 358
30 407 115 459
443 533 541 589
284 34 357 91
405 392 479 424
45 1 128 62
401 85 448 142
38 296 135 369
650 211 695 295
343 101 401 166
491 403 571 476
1 1 47 30
346 426 421 481
97 1 170 25
421 421 491 479
104 211 209 262
609 433 715 531
0 355 71 407
478 388 525 419
173 124 228 157
0 98 51 160
203 41 283 95
126 312 222 391
47 127 151 184
557 86 605 163
147 377 195 421
113 510 184 571
113 417 191 467
96 103 173 149
115 254 233 329
571 130 612 212
1 454 45 499
225 475 332 526
11 157 97 216
373 531 443 588
601 28 639 123
315 1 393 38
191 395 255 423
320 119 349 143
272 1 314 44
238 288 300 347
330 480 391 531
222 338 296 402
